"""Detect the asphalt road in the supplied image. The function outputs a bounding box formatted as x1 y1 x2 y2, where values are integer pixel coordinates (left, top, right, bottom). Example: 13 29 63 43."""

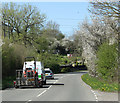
2 72 97 102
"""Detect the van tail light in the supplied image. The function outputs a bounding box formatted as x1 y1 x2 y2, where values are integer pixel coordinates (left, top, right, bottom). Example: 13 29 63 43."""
50 73 52 75
41 74 43 79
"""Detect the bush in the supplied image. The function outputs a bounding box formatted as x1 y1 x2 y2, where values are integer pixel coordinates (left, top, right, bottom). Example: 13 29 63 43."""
61 67 72 73
37 53 61 74
96 42 118 82
47 63 60 74
2 76 16 89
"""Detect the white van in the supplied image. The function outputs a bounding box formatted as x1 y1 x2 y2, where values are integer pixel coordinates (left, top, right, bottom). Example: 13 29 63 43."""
23 61 46 85
14 57 46 88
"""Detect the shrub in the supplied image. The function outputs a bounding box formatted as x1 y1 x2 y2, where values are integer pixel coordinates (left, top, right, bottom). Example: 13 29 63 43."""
61 67 72 73
96 42 118 82
37 53 61 74
2 39 36 79
47 63 60 74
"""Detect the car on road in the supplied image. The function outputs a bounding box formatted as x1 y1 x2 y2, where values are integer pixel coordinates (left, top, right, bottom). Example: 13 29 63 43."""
45 68 54 79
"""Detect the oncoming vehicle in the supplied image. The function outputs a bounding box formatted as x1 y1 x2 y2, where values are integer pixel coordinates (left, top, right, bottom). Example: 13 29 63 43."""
45 68 54 79
14 57 46 88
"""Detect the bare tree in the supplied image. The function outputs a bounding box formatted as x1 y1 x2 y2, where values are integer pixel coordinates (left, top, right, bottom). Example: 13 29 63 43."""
89 0 120 18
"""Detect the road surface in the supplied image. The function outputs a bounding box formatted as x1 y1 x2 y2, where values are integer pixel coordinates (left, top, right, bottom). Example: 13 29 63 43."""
2 72 97 102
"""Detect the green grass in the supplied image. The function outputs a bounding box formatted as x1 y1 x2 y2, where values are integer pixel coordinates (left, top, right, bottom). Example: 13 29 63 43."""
81 74 119 92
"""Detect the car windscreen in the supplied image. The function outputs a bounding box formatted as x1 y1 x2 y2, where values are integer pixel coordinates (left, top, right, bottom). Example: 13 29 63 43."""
45 71 51 73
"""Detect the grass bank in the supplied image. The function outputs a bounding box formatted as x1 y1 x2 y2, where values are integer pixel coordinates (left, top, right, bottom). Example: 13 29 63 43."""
81 74 119 92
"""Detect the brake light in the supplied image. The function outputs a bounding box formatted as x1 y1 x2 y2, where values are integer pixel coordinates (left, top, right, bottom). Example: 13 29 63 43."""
50 73 52 75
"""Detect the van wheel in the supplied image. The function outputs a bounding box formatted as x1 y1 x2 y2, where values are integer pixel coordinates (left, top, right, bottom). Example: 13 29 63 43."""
15 85 19 89
39 82 43 88
52 77 54 79
35 74 39 87
19 86 22 89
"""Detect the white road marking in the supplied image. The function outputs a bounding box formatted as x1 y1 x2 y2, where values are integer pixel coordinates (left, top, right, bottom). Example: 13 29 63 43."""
48 85 52 90
37 76 60 97
91 90 94 93
47 82 55 83
95 94 98 101
91 90 98 101
26 99 32 103
53 80 58 84
37 90 47 97
26 75 61 98
54 77 59 79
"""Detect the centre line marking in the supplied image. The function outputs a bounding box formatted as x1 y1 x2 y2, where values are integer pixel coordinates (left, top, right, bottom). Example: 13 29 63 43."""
37 90 47 97
48 85 52 89
53 80 58 84
25 99 32 103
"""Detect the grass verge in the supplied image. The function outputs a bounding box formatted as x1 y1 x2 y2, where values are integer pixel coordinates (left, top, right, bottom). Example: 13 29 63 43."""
81 73 119 92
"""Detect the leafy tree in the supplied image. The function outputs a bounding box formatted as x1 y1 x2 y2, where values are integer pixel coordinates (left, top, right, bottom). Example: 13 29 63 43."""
34 36 49 53
41 21 65 40
40 21 65 54
72 31 83 56
56 33 65 41
2 3 46 46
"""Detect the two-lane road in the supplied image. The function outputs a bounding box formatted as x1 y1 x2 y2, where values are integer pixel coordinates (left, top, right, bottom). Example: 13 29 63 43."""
2 72 96 102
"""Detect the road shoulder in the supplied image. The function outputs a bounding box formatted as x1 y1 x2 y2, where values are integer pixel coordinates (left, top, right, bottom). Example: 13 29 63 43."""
93 90 118 101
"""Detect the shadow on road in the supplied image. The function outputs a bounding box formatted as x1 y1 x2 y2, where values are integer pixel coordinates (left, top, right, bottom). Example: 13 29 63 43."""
47 78 58 80
46 83 64 85
65 71 88 74
16 85 50 89
53 78 59 80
